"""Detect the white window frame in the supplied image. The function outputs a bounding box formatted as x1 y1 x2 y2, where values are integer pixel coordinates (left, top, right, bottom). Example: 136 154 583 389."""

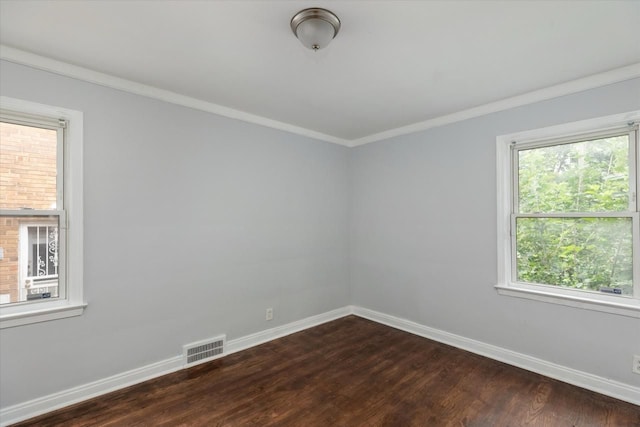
496 110 640 318
0 96 85 328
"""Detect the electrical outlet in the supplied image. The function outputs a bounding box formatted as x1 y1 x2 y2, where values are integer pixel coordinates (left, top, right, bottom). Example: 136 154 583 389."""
633 355 640 375
266 308 273 321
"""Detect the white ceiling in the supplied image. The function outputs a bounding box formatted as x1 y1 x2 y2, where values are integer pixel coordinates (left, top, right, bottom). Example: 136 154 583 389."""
1 0 639 145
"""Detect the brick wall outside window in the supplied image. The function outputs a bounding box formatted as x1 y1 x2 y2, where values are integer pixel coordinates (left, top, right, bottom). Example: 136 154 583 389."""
0 122 57 303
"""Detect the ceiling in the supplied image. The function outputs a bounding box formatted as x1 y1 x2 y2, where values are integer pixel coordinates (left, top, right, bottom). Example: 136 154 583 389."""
1 1 639 145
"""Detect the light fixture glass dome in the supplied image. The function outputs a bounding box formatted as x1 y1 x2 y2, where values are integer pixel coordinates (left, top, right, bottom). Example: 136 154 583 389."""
291 8 340 51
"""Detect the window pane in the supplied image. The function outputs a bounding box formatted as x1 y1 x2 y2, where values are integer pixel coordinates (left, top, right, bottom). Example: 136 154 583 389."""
0 215 60 305
0 121 58 210
515 217 633 295
518 135 629 213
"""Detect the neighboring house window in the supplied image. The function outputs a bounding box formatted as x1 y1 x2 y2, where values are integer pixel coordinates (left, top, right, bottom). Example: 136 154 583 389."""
0 97 84 328
21 223 60 301
496 111 640 318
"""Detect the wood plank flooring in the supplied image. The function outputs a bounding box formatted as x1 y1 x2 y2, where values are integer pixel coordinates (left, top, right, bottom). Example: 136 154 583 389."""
11 316 640 426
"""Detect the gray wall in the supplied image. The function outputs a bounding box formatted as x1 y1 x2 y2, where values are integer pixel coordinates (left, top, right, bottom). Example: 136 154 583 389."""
350 77 640 388
0 60 350 407
1 58 639 410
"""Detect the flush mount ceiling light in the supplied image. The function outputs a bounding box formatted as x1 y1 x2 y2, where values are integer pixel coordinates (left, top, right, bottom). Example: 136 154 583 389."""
290 8 340 51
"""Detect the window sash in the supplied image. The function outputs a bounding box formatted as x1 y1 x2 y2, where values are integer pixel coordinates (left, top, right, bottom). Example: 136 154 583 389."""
0 111 66 308
509 124 639 298
509 213 639 294
0 211 67 306
511 126 638 214
0 113 65 211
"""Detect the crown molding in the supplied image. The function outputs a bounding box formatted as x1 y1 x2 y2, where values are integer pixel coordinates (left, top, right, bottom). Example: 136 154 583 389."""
1 45 638 148
0 45 350 147
349 62 640 147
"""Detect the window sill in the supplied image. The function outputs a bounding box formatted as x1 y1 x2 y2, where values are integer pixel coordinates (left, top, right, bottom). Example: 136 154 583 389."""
0 302 87 329
495 284 640 318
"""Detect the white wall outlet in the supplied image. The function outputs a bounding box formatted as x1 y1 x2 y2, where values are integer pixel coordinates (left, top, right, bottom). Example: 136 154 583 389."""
266 308 273 321
633 355 640 375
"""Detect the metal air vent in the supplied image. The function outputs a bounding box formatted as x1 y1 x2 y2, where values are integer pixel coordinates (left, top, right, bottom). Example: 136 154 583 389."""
183 335 225 366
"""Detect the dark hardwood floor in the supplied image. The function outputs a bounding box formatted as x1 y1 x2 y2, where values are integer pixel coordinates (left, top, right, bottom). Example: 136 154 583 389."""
11 315 640 426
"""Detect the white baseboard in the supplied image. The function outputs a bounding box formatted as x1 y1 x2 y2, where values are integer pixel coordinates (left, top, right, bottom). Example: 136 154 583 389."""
0 306 353 426
225 306 353 355
351 306 640 406
0 356 184 427
2 304 636 426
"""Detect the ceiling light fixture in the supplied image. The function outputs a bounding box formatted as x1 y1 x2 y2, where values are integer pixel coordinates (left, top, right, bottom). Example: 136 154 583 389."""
290 8 340 51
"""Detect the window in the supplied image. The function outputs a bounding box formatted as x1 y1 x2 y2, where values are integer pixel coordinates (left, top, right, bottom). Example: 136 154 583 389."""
21 223 60 301
496 111 640 318
0 97 84 328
